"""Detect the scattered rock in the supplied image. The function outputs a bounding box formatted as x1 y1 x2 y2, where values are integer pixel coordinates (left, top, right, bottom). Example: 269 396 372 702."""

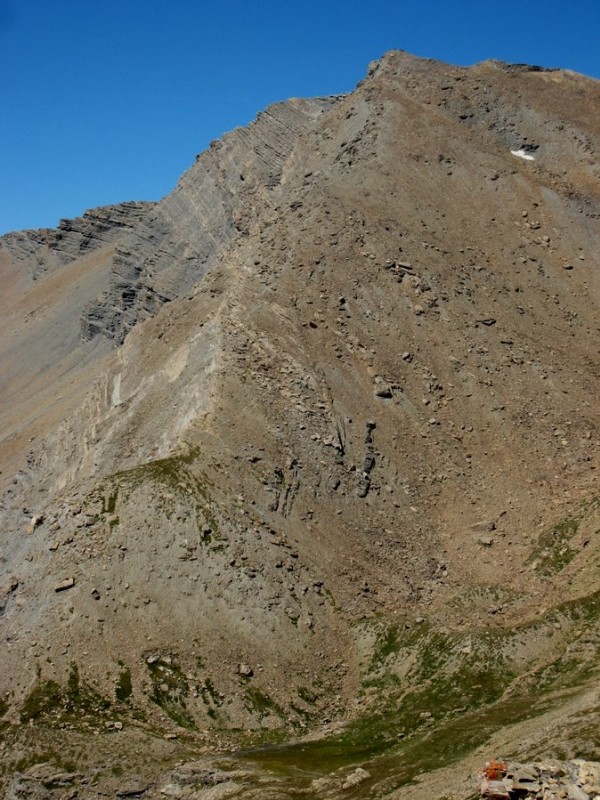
159 782 182 796
54 577 75 592
25 514 44 535
342 767 371 789
479 760 600 799
116 780 152 797
471 520 496 533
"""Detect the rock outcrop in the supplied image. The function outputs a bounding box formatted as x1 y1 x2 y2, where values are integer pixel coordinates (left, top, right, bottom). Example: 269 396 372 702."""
0 200 154 278
479 759 600 799
80 96 339 343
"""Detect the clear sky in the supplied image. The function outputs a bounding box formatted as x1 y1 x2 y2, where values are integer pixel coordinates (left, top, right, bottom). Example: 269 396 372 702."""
1 0 599 235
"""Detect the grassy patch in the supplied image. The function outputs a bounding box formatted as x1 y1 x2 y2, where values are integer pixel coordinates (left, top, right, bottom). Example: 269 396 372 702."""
370 622 401 670
244 688 285 720
529 516 579 575
115 667 133 704
447 585 521 613
1 750 78 782
297 686 318 704
147 659 196 730
108 454 221 537
105 487 119 515
20 680 63 723
527 497 600 577
199 677 222 720
20 665 111 724
238 614 583 793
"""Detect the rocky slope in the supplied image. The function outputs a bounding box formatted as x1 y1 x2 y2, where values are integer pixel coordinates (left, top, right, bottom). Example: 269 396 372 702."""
80 96 338 343
0 51 599 798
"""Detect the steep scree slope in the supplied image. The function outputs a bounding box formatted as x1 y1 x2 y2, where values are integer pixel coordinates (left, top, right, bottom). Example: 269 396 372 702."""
0 51 599 798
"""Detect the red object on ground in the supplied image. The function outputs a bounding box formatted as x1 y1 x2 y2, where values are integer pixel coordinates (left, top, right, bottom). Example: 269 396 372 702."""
483 760 508 780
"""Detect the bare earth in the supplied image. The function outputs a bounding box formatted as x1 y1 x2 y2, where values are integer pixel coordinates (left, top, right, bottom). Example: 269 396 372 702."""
0 52 599 799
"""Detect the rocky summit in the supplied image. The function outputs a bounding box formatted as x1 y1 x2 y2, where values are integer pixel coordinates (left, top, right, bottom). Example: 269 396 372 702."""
0 51 599 799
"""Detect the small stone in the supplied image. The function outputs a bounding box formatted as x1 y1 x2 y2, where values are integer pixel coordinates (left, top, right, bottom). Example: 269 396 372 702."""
159 782 182 795
480 778 510 798
238 663 253 677
510 765 539 783
54 578 75 592
342 767 370 789
568 787 590 800
117 782 151 797
26 515 44 535
471 520 496 533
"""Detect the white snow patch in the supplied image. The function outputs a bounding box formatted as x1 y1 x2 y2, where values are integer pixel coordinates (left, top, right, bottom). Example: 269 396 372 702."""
511 148 535 161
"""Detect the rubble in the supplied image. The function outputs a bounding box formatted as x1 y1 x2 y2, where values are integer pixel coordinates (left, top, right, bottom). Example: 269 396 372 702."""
479 760 600 799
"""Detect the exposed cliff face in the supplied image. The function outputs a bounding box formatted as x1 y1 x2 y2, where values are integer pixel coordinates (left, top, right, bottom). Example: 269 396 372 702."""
81 96 339 343
0 51 600 799
0 200 154 278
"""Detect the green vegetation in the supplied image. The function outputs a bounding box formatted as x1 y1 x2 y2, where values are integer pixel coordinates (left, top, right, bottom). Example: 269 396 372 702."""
297 686 318 704
527 497 600 576
244 688 284 720
20 680 63 723
107 451 221 537
238 603 597 793
112 447 204 496
353 618 516 765
0 695 9 718
105 486 119 515
529 516 579 575
0 750 78 783
9 491 599 797
447 584 521 613
20 665 111 724
115 667 133 704
147 658 196 730
242 559 600 790
369 622 401 671
199 677 222 720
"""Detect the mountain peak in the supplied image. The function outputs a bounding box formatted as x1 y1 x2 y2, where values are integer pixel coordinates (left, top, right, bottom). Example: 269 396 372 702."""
1 52 599 798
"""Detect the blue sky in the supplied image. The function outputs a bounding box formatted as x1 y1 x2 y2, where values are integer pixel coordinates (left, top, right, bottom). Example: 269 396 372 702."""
1 0 599 235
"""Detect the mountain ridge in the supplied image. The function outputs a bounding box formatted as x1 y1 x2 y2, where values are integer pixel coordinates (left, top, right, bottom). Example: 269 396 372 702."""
0 50 599 799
